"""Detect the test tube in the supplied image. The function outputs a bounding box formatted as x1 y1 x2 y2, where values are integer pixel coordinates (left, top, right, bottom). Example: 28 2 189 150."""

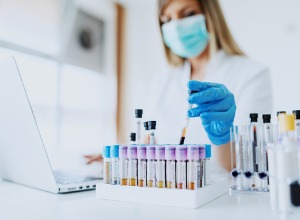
102 145 111 184
230 126 239 190
119 145 128 186
155 145 166 188
135 109 143 144
260 114 272 191
137 145 147 187
292 110 300 140
148 121 156 145
176 145 187 189
276 114 299 213
146 145 156 187
187 145 200 190
250 113 259 191
127 146 138 186
130 133 136 145
144 122 150 144
165 145 176 189
110 145 119 185
204 144 211 186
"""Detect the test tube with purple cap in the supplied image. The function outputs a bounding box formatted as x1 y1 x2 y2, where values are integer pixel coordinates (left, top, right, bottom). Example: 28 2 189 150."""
165 145 176 189
176 145 187 189
137 145 147 187
155 145 166 188
146 146 156 187
127 146 138 186
119 146 128 186
187 145 200 190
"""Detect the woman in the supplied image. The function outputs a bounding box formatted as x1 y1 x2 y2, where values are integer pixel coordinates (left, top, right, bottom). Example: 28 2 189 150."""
86 0 273 172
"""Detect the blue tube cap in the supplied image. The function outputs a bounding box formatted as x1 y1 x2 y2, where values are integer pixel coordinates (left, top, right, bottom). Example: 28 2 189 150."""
204 144 211 158
110 145 120 158
103 146 111 158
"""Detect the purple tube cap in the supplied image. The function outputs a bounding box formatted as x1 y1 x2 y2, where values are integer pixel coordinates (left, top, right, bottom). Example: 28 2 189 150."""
165 145 176 160
199 146 206 159
127 146 137 159
155 145 165 160
176 146 187 161
187 145 200 160
119 145 128 159
146 145 156 160
137 146 147 159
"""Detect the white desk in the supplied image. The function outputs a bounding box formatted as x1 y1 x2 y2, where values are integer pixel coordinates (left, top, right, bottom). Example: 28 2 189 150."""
0 179 299 220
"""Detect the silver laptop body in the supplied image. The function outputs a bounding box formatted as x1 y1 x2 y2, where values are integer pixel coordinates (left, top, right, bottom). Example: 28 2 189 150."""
0 55 100 193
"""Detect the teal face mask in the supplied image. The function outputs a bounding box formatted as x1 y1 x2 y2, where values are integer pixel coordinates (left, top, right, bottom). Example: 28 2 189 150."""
161 15 210 59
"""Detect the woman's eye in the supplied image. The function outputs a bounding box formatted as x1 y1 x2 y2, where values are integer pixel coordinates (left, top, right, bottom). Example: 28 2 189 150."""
184 11 196 17
160 16 171 24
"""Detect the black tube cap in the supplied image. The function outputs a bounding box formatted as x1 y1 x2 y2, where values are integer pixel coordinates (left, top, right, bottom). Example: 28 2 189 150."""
148 121 156 130
276 111 286 116
144 121 149 130
130 133 136 142
293 110 300 120
262 114 271 123
290 181 300 207
250 113 258 122
135 109 143 118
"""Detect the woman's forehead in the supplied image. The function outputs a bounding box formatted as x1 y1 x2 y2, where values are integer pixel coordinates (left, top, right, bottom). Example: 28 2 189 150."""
161 0 201 15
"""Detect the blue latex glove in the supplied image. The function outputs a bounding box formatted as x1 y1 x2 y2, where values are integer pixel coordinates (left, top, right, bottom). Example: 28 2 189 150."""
187 80 236 145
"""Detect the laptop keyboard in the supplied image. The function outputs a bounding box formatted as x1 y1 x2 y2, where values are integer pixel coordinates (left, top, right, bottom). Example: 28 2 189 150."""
54 171 100 185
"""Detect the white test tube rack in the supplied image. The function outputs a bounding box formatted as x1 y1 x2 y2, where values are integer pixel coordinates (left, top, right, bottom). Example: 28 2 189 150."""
96 179 228 209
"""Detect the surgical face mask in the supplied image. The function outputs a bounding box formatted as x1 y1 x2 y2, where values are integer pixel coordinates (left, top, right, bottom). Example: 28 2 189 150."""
161 14 210 59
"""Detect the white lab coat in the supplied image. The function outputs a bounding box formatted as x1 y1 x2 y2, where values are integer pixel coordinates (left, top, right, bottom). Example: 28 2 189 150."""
146 50 273 172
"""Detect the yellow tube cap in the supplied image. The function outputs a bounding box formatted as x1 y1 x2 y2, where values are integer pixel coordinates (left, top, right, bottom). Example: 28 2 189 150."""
278 114 295 132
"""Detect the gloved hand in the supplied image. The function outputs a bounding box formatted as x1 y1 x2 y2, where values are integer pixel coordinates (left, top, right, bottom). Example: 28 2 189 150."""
187 80 236 145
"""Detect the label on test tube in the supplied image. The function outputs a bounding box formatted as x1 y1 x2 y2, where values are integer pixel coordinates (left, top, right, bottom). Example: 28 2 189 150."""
176 146 187 189
137 146 147 187
146 146 156 187
119 146 128 186
155 145 166 188
110 145 119 185
165 146 176 189
127 146 138 186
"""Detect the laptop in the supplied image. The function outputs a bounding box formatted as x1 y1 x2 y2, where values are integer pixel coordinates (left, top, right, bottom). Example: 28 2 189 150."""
0 55 101 193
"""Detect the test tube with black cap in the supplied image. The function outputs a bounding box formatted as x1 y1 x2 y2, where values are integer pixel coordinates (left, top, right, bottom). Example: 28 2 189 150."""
144 121 150 144
260 114 272 191
292 110 300 140
250 113 259 190
148 121 156 145
130 133 136 145
135 109 143 144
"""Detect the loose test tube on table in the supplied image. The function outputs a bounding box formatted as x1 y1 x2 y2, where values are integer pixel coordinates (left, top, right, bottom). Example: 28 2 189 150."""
103 145 111 184
187 145 200 190
165 145 176 189
204 144 211 185
176 145 188 189
148 121 156 145
110 145 119 185
155 145 166 188
146 145 156 187
135 109 143 144
137 145 147 187
127 145 138 186
119 146 128 186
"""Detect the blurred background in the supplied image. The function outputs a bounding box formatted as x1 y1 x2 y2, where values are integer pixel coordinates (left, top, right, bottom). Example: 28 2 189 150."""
0 0 299 159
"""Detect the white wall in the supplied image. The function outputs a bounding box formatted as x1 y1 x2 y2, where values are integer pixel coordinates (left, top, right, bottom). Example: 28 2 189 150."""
118 0 300 136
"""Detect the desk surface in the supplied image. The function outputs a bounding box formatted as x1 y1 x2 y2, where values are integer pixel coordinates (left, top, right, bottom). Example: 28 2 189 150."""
0 180 299 220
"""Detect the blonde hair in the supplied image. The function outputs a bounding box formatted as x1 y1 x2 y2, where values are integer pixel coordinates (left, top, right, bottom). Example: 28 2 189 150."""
158 0 244 66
